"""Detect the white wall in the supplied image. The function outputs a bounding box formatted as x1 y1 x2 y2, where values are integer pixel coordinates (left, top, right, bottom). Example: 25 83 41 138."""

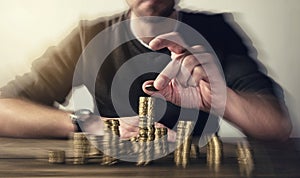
0 0 299 137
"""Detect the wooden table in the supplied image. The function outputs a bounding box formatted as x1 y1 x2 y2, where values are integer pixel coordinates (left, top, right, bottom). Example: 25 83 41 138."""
0 137 299 177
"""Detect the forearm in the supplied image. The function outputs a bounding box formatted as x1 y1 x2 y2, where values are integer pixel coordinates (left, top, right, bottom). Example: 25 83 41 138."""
224 88 292 141
0 98 75 138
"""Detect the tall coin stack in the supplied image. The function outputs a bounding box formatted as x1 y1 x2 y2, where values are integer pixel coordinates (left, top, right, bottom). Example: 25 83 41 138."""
137 97 155 166
73 132 90 164
236 141 254 177
102 119 120 165
174 120 194 168
206 133 223 172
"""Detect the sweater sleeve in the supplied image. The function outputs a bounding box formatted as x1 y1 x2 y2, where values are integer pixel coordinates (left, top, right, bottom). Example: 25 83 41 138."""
214 14 284 99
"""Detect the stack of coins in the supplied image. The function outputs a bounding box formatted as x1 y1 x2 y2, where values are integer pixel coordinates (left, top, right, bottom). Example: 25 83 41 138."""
110 119 120 162
154 127 169 158
130 136 140 154
174 121 194 168
236 141 254 177
48 150 65 164
73 132 90 164
102 120 112 165
137 97 155 166
119 138 133 160
154 128 163 157
190 143 200 159
136 138 147 166
88 135 104 159
206 134 223 172
145 125 155 165
102 119 120 165
160 128 169 156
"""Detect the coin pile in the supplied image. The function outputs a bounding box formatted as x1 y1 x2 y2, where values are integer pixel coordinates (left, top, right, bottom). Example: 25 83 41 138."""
73 132 90 164
206 134 223 172
48 150 65 164
102 119 120 165
137 97 155 166
236 141 254 177
174 120 194 168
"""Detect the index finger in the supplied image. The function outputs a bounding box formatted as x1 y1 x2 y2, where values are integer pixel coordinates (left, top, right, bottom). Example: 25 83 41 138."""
153 58 181 90
149 32 188 54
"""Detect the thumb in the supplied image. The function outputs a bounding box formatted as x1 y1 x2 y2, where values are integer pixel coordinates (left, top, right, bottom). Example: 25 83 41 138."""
142 80 171 100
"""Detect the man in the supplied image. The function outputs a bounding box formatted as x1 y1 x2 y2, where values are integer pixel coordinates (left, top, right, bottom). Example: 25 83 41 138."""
0 0 292 141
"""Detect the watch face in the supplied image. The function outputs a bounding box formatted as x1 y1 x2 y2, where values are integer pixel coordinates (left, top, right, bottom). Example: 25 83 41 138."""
77 109 92 115
75 109 93 122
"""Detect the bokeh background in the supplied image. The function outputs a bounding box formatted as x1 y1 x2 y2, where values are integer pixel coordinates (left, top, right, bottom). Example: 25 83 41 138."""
0 0 299 137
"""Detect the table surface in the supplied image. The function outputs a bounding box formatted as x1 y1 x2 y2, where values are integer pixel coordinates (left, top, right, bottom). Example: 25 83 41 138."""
0 137 300 178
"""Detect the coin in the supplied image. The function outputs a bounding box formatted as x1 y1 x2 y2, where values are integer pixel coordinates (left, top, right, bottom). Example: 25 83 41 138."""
145 84 159 91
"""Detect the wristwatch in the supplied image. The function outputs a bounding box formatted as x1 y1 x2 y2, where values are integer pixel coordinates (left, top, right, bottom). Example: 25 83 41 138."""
69 109 93 132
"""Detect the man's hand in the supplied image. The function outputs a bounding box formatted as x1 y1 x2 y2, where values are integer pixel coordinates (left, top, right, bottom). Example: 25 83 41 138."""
143 32 226 114
142 32 292 141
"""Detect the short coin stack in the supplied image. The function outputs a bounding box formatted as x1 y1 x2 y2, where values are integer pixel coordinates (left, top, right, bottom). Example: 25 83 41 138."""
206 134 223 172
174 120 194 168
48 150 65 164
137 97 155 166
145 124 155 165
160 128 169 156
130 136 140 156
154 127 169 158
236 141 254 177
102 119 120 165
154 128 162 157
73 132 90 164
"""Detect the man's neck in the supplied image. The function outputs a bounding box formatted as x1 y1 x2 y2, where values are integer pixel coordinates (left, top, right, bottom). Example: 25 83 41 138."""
129 10 178 45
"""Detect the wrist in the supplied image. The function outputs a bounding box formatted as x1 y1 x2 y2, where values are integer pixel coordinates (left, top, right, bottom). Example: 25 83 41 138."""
69 109 93 132
69 113 82 132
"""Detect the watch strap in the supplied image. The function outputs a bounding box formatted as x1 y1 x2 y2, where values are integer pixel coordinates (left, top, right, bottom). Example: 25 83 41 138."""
69 113 82 132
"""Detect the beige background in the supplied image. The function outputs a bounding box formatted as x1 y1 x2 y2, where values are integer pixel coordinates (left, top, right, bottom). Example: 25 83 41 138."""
0 0 299 137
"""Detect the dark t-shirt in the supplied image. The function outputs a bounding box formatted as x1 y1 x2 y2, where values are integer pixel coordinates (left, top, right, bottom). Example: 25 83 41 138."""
0 11 283 135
